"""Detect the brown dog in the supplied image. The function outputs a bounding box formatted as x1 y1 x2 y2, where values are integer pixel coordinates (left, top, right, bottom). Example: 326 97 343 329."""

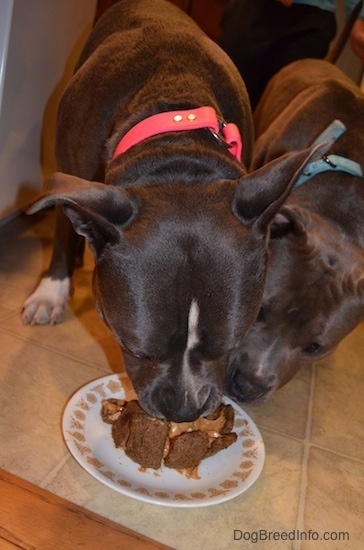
225 59 364 404
22 0 326 421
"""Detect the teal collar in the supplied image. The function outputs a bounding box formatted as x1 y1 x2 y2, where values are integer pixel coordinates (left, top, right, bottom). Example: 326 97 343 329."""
294 119 363 187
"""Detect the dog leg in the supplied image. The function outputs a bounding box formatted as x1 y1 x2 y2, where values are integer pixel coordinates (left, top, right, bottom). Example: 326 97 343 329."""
22 206 84 325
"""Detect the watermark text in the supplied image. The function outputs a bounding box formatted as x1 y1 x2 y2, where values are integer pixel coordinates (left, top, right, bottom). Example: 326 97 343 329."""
233 529 349 544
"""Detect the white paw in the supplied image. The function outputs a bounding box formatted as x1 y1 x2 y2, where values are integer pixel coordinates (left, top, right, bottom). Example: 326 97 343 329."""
22 277 71 325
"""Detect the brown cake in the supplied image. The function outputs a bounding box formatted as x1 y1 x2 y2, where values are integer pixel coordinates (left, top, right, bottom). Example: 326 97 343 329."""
101 398 237 472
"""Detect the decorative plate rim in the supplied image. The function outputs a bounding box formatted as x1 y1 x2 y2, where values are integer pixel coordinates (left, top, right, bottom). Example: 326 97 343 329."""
62 373 265 508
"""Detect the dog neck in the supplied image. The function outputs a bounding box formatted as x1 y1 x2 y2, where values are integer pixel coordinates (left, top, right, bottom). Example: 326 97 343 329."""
112 106 242 161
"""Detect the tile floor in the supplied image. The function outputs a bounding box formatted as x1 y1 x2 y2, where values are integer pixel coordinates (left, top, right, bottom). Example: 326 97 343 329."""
0 210 363 550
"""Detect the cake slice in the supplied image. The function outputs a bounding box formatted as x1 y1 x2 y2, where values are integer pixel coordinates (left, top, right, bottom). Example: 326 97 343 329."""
102 398 237 472
111 400 169 469
164 431 210 469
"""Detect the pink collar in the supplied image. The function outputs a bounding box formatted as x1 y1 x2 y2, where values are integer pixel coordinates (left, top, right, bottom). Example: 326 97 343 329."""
112 106 242 161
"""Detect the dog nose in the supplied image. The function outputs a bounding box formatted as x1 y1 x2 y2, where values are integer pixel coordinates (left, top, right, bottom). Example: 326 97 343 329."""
157 384 215 422
224 363 274 403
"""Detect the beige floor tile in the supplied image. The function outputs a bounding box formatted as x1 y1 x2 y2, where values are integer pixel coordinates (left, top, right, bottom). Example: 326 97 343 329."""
46 429 304 550
318 322 364 381
0 295 19 321
311 366 364 461
0 331 110 485
302 447 364 550
244 365 313 440
2 307 125 373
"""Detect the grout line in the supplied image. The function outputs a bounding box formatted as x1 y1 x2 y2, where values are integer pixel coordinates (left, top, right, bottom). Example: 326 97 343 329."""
0 309 22 324
308 442 364 464
39 453 72 489
256 423 364 464
292 363 317 550
255 424 304 443
0 322 115 373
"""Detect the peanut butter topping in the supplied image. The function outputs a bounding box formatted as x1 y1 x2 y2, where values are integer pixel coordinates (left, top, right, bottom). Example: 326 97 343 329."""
101 398 125 423
169 412 226 439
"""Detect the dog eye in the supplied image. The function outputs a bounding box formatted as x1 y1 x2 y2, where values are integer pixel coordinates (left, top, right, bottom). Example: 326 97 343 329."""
302 342 323 355
256 307 265 322
143 355 162 363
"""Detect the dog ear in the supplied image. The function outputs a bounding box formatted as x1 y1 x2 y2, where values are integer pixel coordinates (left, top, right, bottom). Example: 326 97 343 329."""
269 206 308 239
27 172 136 256
232 143 329 229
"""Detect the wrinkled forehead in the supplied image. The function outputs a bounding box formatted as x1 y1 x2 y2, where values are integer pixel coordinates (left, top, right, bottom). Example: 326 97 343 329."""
94 225 261 357
262 271 364 341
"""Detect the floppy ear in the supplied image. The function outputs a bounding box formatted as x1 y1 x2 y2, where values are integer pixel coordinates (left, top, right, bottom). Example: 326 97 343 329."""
232 142 330 229
27 172 136 256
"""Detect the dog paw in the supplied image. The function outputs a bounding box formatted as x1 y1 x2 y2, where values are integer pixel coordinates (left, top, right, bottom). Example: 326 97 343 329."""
22 277 71 325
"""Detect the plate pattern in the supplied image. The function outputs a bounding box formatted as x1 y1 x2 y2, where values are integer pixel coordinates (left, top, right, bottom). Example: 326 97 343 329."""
63 374 265 507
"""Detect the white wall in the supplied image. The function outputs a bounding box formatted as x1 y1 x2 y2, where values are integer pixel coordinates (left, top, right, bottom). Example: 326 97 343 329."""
0 0 97 219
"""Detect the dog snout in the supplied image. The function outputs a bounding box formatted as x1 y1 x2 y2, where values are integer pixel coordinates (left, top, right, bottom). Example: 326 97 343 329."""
152 383 221 422
224 360 275 404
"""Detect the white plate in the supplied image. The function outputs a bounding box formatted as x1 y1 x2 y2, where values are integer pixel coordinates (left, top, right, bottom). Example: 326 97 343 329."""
62 374 265 507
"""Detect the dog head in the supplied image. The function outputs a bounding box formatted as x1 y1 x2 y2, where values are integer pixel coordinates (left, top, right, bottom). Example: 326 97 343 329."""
225 203 364 404
30 146 328 421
